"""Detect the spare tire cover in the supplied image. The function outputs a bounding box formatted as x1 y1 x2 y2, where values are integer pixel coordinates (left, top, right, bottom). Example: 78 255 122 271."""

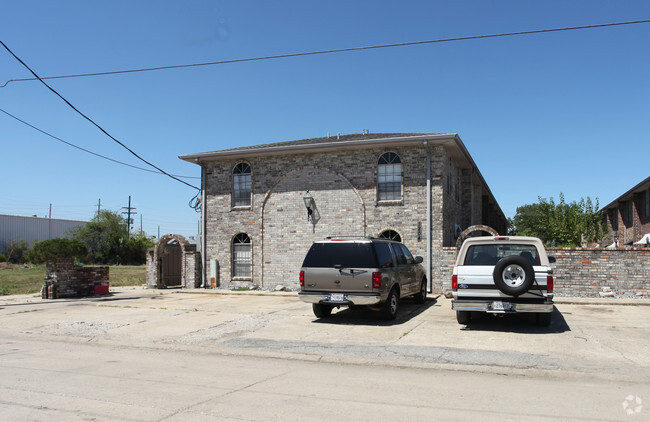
492 256 535 297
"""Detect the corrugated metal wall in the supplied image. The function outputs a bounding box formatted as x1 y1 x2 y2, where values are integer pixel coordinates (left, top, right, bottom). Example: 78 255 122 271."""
0 214 88 253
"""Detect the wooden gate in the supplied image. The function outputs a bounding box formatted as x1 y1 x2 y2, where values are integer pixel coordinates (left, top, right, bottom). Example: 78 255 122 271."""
161 242 182 287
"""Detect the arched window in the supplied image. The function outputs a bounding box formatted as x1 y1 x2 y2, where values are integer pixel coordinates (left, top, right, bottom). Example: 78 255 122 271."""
232 233 252 278
379 229 402 243
233 163 251 207
377 152 402 201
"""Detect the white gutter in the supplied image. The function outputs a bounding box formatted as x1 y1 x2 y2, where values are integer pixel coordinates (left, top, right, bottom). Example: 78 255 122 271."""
180 134 456 162
200 165 207 287
425 141 432 293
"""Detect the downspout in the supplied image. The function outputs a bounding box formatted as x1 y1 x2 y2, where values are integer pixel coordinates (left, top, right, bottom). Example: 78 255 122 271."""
200 163 207 288
425 141 432 293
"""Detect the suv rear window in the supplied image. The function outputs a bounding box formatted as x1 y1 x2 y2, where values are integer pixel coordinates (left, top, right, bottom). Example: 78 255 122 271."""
464 244 540 266
302 243 378 268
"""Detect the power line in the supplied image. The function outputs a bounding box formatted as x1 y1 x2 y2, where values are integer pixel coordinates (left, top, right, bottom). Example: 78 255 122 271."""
0 40 200 191
0 107 200 180
1 19 649 87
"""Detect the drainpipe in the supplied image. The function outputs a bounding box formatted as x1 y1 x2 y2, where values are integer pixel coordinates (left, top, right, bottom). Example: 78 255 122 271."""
425 141 432 293
200 163 207 288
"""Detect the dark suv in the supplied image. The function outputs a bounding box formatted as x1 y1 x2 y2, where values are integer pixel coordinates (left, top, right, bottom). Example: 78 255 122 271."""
298 237 427 320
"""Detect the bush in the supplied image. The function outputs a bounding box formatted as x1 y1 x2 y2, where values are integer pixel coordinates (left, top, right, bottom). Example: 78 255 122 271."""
5 239 30 264
29 238 89 264
0 254 6 263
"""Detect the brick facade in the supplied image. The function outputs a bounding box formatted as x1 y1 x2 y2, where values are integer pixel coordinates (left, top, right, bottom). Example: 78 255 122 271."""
602 177 650 246
182 133 507 292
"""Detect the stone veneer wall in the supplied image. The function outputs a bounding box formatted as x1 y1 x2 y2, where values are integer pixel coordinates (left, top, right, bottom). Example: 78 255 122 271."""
45 258 109 298
203 143 502 290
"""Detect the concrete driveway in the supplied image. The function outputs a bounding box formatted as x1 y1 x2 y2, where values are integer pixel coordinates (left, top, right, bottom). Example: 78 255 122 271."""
1 287 649 382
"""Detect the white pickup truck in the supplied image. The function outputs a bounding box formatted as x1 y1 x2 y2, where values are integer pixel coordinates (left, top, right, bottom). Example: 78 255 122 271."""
452 236 555 326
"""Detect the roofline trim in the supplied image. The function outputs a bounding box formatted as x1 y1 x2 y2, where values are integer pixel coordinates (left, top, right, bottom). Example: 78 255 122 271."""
179 133 457 162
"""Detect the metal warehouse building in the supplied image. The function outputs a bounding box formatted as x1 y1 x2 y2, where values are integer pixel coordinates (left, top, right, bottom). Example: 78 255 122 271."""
0 214 87 253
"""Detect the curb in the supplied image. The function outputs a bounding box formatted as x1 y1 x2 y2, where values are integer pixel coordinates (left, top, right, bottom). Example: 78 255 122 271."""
146 287 650 305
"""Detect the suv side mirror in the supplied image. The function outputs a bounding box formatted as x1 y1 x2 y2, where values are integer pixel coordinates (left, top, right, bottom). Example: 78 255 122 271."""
415 256 424 264
548 256 556 263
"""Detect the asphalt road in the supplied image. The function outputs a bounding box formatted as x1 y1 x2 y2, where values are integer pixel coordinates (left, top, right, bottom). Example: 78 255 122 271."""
1 288 649 420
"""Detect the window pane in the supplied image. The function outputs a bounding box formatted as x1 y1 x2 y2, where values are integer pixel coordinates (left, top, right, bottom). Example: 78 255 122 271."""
233 169 251 207
378 159 402 201
302 243 378 268
233 234 251 278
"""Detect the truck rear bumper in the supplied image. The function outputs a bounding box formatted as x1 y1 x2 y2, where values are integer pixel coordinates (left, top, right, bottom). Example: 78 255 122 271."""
452 299 554 313
298 292 381 306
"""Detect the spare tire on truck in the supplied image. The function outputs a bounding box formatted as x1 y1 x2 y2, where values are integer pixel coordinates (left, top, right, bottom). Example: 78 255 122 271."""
492 256 535 297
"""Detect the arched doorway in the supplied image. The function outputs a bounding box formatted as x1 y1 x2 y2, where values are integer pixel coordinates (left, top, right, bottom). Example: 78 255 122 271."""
146 234 201 289
160 239 182 287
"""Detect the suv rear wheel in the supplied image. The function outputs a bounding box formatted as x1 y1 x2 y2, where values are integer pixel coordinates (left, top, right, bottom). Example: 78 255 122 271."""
312 303 333 318
381 288 399 320
413 278 427 304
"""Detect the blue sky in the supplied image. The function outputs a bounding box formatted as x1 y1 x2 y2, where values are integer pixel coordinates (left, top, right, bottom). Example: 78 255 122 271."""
1 1 649 238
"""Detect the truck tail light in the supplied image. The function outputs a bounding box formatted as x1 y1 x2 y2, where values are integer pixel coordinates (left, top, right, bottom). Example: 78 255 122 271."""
452 275 458 291
299 271 305 287
547 275 554 293
372 272 382 289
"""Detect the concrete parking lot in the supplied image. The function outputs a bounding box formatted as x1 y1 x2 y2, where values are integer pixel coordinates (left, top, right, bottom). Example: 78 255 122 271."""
1 287 649 380
1 288 650 420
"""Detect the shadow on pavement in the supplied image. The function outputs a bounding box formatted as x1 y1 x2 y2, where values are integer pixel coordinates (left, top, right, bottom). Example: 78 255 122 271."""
312 295 440 326
459 306 571 334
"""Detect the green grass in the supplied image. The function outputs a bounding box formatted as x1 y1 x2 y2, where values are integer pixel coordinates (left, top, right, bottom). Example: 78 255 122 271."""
0 263 146 296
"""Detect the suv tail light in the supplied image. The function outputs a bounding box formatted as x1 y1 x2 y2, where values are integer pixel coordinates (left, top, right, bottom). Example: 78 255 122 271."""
299 271 305 287
372 272 382 289
547 275 554 293
452 275 458 291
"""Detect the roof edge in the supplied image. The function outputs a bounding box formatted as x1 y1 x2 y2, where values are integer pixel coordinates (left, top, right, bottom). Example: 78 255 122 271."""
179 133 457 162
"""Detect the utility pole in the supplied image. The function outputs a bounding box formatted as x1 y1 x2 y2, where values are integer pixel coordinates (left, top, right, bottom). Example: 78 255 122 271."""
96 198 101 218
121 196 137 240
140 214 143 235
48 203 52 240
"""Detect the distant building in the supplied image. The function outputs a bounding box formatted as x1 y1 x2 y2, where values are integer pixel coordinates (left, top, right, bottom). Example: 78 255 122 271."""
180 132 506 293
0 214 87 253
600 176 650 246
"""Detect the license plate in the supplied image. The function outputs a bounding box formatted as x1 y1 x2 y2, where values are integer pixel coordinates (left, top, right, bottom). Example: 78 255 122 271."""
330 293 345 302
491 301 511 311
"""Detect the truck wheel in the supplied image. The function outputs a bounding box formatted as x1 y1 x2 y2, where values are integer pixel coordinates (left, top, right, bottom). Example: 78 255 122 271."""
312 303 333 318
381 288 399 320
536 312 552 327
413 278 427 304
493 256 535 297
456 310 471 325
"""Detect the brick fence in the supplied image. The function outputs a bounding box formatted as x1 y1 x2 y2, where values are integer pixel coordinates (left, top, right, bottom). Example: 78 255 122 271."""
434 246 649 298
44 258 109 298
548 247 650 297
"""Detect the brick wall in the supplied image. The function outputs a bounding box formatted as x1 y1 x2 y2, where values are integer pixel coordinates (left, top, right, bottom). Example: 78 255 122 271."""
203 144 505 289
45 258 109 298
548 247 650 297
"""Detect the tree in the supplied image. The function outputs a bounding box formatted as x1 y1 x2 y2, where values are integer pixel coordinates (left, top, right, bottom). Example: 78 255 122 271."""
70 210 153 265
4 239 31 264
509 193 608 247
30 238 89 264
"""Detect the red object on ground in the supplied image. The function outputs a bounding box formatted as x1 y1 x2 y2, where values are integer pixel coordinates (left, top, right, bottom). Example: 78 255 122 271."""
91 284 109 295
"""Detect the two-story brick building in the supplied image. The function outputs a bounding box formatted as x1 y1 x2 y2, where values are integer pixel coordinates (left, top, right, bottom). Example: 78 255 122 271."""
180 132 506 293
601 176 650 247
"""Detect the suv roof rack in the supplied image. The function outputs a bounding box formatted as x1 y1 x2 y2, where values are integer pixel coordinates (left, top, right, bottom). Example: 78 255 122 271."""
325 235 376 240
